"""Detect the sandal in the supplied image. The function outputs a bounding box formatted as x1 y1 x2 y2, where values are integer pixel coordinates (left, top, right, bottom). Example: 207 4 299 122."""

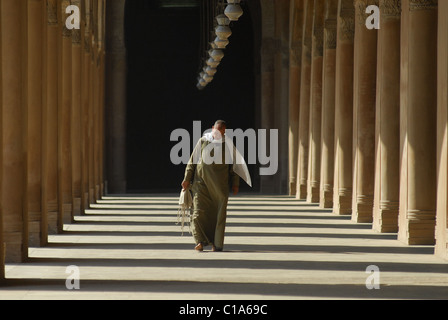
195 243 204 251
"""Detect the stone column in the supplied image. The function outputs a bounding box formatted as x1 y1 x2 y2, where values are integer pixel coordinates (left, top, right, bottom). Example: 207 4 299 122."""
436 0 448 259
288 0 304 196
274 0 290 195
352 0 378 223
41 0 59 242
1 0 25 262
71 0 82 217
296 0 314 199
81 0 91 213
319 0 338 208
88 18 95 204
0 0 3 280
398 0 438 245
259 0 276 194
93 27 99 200
94 0 104 200
333 0 355 215
24 0 44 247
260 37 277 194
307 0 324 203
58 0 73 230
372 0 401 233
99 0 106 197
93 0 101 201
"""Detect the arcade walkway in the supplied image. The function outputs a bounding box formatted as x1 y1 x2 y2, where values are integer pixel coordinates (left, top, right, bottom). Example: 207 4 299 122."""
1 195 447 300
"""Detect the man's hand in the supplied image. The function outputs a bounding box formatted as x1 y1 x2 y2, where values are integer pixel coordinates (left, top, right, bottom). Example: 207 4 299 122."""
182 181 190 191
232 185 239 195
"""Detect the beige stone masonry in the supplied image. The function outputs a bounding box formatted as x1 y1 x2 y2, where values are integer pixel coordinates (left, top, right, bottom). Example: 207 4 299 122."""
319 0 338 209
373 0 401 233
333 0 355 215
398 0 438 245
352 0 378 223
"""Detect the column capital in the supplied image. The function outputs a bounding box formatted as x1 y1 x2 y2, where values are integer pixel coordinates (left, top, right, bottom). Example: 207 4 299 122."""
61 0 72 38
72 29 81 45
353 0 380 7
303 33 312 49
338 0 355 42
313 25 324 57
354 0 380 25
281 44 290 69
261 38 278 72
47 0 58 25
353 0 379 5
324 18 338 50
339 14 355 42
325 28 338 50
84 31 91 53
71 0 82 45
261 38 280 56
379 0 402 17
290 40 302 67
409 0 438 11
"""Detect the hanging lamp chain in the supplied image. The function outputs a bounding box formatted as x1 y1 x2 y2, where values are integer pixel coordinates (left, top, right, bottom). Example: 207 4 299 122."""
197 0 244 88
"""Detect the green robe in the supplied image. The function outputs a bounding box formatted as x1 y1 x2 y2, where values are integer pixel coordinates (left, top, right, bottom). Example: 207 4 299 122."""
184 137 240 249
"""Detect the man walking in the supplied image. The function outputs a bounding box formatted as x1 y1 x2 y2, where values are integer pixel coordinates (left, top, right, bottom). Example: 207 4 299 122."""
181 120 242 252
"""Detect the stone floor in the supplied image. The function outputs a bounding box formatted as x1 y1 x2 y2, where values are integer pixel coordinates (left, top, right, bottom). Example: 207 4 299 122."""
1 194 448 300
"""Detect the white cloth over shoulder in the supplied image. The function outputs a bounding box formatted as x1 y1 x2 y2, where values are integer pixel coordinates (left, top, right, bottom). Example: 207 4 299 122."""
224 137 252 187
192 132 252 187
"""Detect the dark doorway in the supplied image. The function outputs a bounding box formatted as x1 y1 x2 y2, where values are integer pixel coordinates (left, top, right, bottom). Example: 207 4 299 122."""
124 0 259 193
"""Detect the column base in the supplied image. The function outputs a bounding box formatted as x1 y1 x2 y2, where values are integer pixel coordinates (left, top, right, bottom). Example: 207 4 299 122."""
435 229 448 260
95 185 101 202
28 230 40 247
107 181 127 195
296 183 307 200
307 185 320 203
89 188 95 204
373 201 399 233
320 185 333 208
352 206 373 223
289 181 297 196
3 238 24 264
28 212 41 247
101 183 105 197
28 210 41 247
82 192 90 213
47 210 59 235
352 195 374 223
0 244 5 281
46 200 58 235
61 203 73 228
373 209 399 233
398 211 436 245
333 188 352 215
72 197 82 217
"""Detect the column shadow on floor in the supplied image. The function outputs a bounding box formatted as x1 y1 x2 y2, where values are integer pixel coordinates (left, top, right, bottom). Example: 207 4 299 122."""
2 278 448 300
3 195 447 300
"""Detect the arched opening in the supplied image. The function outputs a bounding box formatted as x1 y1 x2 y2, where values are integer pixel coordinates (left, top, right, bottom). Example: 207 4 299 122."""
124 0 261 193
